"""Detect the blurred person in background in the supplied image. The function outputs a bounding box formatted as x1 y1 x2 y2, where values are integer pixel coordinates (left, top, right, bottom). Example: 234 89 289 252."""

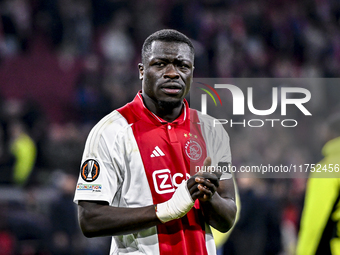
222 175 281 255
74 54 111 126
9 120 36 187
0 0 32 59
296 113 340 255
41 123 84 176
2 99 37 187
57 0 93 56
50 172 91 255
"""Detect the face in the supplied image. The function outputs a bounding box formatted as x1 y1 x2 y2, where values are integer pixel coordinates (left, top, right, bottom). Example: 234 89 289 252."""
139 41 194 109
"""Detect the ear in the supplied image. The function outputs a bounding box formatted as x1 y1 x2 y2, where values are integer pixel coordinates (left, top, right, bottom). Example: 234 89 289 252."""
138 63 144 80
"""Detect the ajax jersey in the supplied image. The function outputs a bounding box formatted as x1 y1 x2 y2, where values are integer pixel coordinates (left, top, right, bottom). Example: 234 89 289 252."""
74 92 232 255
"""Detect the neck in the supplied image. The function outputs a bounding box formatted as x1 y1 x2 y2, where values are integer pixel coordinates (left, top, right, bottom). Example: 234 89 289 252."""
142 94 183 122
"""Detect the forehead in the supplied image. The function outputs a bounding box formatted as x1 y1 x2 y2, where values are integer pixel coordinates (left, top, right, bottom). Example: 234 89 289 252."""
148 41 194 62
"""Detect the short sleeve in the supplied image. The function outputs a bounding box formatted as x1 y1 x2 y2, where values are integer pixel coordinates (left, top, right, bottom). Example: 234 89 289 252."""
74 117 123 205
197 113 232 180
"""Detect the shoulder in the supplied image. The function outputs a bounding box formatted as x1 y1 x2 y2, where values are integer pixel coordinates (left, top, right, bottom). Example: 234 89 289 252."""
190 109 230 138
83 109 136 159
87 110 132 142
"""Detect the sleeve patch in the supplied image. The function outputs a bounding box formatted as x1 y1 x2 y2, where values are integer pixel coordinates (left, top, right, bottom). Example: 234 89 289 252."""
81 159 100 182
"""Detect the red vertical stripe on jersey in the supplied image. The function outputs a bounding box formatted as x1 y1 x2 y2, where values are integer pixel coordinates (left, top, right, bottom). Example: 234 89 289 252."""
117 93 208 255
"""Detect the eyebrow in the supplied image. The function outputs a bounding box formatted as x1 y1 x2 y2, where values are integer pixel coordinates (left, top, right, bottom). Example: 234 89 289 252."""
151 57 192 63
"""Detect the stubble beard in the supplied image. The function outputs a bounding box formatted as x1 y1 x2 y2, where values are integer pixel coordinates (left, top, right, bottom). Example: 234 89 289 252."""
157 98 183 111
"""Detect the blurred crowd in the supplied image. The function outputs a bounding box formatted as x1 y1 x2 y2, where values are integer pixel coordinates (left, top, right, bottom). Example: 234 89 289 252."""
0 0 340 254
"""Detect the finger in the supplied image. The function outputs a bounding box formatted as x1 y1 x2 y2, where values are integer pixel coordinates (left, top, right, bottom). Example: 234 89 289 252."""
191 189 205 201
187 177 197 189
195 174 219 188
197 173 218 183
189 183 199 195
203 156 212 168
190 182 214 201
197 177 217 195
203 157 224 181
198 184 213 193
197 181 216 194
197 184 214 200
199 194 210 202
196 157 212 177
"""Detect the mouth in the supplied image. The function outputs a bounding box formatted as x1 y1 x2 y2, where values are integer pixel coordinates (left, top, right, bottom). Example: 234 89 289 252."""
160 82 183 95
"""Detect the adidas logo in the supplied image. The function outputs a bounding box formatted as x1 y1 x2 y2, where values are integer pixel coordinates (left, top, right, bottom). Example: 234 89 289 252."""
151 146 165 157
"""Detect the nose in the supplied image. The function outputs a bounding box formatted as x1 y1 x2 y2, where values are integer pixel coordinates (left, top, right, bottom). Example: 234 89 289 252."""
164 64 180 79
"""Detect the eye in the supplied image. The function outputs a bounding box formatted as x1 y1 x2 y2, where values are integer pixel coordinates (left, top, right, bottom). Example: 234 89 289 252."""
154 62 165 67
179 64 190 70
178 61 190 69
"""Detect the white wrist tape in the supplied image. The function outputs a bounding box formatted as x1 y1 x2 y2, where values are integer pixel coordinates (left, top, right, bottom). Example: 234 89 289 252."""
155 180 195 223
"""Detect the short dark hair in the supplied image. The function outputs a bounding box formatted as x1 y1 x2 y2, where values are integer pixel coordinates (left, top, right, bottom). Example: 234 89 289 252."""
141 29 195 64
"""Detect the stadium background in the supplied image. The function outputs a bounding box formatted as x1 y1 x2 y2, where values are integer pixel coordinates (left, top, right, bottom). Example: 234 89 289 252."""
0 0 339 254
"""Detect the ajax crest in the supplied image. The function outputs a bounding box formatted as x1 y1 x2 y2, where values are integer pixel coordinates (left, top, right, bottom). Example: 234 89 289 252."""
185 140 202 161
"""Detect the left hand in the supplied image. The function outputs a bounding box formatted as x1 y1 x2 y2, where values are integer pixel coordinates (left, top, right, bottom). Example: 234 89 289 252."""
194 157 220 202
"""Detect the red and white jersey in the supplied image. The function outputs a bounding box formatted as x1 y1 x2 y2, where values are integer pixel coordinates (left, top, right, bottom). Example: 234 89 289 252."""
74 92 232 255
